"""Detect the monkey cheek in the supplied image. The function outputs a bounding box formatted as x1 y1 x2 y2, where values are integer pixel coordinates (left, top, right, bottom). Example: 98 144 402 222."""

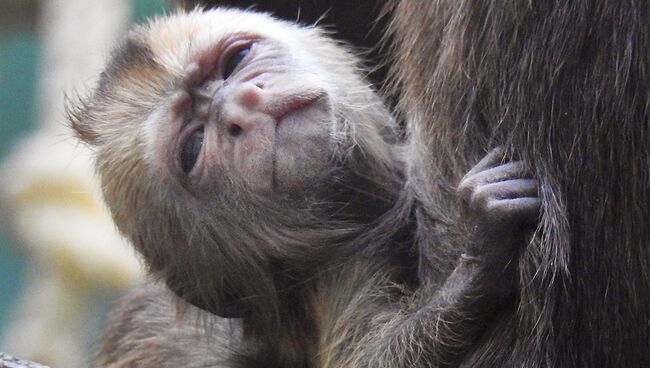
238 151 275 192
227 126 275 192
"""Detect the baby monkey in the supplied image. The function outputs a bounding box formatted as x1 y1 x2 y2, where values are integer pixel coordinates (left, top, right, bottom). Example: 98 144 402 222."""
69 8 540 368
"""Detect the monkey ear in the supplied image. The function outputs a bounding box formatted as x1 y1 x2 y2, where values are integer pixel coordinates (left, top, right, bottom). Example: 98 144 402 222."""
65 93 101 146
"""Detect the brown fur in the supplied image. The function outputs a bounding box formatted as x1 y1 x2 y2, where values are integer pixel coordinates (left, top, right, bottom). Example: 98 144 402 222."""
388 1 650 366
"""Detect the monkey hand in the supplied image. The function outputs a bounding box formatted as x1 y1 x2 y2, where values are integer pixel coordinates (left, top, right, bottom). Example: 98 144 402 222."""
456 147 540 267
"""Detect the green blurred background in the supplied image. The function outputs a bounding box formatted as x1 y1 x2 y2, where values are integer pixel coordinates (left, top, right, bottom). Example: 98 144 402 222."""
0 0 167 340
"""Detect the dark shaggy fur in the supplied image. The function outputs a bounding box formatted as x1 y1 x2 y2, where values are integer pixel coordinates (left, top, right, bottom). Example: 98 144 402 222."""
388 1 650 366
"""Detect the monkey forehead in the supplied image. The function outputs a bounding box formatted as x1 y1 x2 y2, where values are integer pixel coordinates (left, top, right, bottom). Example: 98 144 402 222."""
134 8 328 76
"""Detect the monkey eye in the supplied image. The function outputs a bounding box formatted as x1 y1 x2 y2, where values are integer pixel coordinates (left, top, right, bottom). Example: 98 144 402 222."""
180 127 204 174
222 47 250 80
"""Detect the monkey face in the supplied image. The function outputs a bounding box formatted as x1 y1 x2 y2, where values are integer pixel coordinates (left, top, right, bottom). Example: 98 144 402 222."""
153 28 337 194
69 8 400 318
84 9 364 197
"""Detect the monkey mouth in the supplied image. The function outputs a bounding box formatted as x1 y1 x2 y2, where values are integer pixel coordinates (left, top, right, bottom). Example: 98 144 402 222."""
268 93 323 120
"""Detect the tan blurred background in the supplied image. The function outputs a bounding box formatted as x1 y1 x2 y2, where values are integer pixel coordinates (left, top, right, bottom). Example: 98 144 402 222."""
0 1 167 366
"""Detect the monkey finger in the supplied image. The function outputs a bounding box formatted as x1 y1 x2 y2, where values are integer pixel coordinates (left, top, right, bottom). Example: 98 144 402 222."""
485 197 541 224
463 146 506 177
471 179 538 205
458 162 530 201
461 160 531 188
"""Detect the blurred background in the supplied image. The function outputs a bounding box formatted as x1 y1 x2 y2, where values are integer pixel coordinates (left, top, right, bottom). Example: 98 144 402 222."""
0 1 167 366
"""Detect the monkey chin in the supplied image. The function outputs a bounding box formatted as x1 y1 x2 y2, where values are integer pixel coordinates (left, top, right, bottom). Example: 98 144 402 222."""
270 96 335 193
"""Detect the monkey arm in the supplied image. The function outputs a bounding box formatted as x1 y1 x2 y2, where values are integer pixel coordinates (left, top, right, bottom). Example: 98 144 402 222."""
325 150 538 368
380 148 539 366
321 253 515 368
378 256 514 367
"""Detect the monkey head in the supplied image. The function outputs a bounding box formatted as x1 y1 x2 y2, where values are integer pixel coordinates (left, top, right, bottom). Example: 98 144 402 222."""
69 9 401 321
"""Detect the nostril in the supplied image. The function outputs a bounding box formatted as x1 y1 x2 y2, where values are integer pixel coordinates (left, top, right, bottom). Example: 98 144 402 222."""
254 81 264 89
228 124 243 137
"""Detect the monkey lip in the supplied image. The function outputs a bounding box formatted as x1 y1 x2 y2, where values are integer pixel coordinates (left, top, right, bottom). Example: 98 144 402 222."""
268 92 324 120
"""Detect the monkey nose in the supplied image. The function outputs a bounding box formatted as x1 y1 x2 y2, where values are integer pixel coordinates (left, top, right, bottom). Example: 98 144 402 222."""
222 83 272 137
212 84 254 136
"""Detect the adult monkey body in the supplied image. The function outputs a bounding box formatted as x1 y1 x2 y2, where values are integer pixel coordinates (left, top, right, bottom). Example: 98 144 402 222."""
389 0 650 366
70 9 539 368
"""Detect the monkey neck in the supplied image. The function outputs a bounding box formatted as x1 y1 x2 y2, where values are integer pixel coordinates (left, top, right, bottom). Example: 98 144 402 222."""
238 246 417 368
236 196 416 368
240 270 414 368
308 219 418 366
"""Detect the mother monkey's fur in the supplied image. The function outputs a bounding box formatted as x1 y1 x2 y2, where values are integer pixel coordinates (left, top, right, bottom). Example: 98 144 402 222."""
389 0 650 366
